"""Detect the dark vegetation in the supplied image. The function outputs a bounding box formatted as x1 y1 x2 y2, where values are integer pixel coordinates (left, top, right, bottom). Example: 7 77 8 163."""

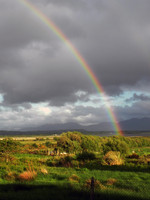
0 132 150 199
0 130 150 137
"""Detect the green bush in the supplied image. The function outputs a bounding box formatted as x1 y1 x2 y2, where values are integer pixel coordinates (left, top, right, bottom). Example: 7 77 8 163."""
76 151 96 161
102 140 129 155
46 159 56 166
0 138 21 153
45 141 52 148
32 143 38 148
57 132 101 153
128 153 140 159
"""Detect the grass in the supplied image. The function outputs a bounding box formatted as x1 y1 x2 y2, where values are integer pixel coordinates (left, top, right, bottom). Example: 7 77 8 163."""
1 166 149 199
0 135 150 199
14 153 50 159
0 169 149 200
131 147 150 156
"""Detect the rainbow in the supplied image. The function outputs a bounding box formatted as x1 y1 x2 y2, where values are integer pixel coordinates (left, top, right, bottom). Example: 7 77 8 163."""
19 0 123 136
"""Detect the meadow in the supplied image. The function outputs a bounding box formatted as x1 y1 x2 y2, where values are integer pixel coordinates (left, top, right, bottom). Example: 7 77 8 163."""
0 132 150 200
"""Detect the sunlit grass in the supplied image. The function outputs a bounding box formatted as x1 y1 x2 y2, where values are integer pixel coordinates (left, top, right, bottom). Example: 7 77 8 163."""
0 135 150 199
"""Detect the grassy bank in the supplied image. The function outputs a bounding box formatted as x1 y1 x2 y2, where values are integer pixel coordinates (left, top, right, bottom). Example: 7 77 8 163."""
0 133 150 199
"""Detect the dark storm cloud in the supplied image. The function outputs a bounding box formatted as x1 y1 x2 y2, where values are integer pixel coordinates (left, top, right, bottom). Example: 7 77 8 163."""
0 102 32 111
115 100 150 121
0 0 150 107
71 101 150 124
0 4 52 49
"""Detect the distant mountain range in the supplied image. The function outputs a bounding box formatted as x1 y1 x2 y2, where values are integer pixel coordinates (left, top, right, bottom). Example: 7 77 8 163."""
21 117 150 132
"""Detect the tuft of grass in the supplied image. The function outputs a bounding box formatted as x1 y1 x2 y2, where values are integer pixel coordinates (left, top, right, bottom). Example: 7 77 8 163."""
84 178 106 190
4 171 17 181
17 170 37 181
106 178 117 186
69 174 80 183
40 168 48 175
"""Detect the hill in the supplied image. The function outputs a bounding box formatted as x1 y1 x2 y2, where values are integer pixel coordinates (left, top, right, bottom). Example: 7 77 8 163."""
21 117 150 132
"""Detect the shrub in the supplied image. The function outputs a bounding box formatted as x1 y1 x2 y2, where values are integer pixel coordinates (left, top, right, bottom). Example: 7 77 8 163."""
58 156 73 167
103 151 124 165
102 140 129 155
77 152 96 161
58 132 101 153
64 132 82 143
45 141 52 148
0 139 21 153
138 156 148 164
64 156 73 162
32 143 38 148
46 159 58 167
57 136 74 153
128 153 140 159
4 171 17 181
71 160 80 168
81 135 100 152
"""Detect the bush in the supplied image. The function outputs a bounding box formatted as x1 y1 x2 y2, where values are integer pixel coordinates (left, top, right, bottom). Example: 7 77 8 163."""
45 141 52 148
102 140 129 155
71 160 80 168
57 136 74 153
128 153 140 159
103 151 124 165
32 143 38 148
57 132 101 153
0 139 21 153
4 171 17 181
46 159 58 167
58 156 73 167
77 151 96 161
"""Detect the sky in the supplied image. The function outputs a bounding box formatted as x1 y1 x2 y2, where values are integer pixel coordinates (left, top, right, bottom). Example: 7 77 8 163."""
0 0 150 130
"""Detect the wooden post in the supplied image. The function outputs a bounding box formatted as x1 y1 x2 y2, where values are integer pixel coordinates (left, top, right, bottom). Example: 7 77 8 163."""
90 177 95 200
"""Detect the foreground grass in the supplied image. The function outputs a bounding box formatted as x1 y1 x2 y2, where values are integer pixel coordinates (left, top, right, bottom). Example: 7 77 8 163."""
0 166 150 200
0 183 148 200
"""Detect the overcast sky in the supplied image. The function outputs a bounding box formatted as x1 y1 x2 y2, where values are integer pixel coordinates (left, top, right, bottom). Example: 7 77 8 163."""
0 0 150 130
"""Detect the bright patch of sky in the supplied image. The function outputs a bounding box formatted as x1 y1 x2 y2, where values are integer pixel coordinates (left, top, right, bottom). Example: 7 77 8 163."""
74 90 150 108
31 102 51 116
0 94 4 103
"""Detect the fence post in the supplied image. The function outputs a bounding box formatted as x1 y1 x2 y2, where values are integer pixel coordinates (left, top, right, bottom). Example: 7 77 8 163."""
90 177 95 200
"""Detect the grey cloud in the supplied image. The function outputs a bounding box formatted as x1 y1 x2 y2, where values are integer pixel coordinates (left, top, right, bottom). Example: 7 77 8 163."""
0 97 149 130
0 102 32 111
126 93 150 102
115 100 150 121
0 45 92 105
34 0 88 10
0 7 51 49
0 0 150 110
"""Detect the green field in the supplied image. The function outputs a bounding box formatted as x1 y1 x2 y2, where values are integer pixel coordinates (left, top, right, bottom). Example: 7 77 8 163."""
0 132 150 200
